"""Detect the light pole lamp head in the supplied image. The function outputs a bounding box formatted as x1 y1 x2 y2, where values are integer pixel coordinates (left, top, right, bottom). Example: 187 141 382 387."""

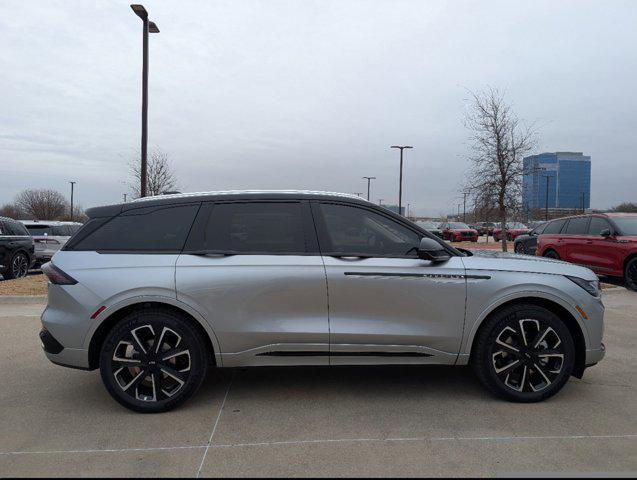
390 145 413 149
148 21 160 33
130 4 148 19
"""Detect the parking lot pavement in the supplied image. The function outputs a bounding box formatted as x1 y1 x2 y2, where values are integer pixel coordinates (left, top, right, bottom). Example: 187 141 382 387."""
1 289 636 477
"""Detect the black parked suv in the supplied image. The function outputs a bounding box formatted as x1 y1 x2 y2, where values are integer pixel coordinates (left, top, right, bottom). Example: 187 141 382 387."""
0 217 34 279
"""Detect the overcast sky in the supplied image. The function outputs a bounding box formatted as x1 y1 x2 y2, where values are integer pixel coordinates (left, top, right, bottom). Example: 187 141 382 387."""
1 0 636 216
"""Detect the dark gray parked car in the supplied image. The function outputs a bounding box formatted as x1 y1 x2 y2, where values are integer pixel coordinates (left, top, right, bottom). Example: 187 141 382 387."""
514 222 547 255
0 217 34 279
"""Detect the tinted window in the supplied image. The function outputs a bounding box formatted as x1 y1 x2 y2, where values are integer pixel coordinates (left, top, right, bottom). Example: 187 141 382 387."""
613 217 637 235
564 217 590 235
25 225 53 236
587 217 611 235
543 219 567 234
319 203 420 257
185 202 307 254
531 223 547 235
71 204 199 252
51 225 69 236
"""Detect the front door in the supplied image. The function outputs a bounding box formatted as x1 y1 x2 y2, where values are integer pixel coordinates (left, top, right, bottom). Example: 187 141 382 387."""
312 202 467 365
176 201 329 366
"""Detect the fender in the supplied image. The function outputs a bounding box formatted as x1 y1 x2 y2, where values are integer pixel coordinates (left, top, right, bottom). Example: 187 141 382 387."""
83 294 224 367
456 289 591 365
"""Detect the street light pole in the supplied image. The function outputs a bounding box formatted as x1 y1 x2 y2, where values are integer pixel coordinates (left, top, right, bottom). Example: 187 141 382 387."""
69 181 76 221
362 176 376 201
545 174 550 221
390 145 413 215
462 191 469 223
131 5 159 198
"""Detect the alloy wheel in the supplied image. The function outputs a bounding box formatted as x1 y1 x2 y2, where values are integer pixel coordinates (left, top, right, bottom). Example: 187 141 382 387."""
490 319 565 393
110 324 192 402
11 254 29 278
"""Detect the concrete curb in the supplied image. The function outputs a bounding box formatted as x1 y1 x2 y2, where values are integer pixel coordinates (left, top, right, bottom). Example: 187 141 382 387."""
0 295 47 304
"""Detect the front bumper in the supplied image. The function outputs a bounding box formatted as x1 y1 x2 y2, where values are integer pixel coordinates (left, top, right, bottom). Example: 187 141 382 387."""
585 343 605 366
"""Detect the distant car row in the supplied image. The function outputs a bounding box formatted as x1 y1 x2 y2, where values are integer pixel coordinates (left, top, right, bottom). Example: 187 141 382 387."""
0 218 82 279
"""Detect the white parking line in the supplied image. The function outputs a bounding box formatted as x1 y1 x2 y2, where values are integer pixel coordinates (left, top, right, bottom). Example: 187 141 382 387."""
2 433 636 457
195 373 235 477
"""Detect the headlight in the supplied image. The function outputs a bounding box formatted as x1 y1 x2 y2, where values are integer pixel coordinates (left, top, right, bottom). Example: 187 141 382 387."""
566 276 600 297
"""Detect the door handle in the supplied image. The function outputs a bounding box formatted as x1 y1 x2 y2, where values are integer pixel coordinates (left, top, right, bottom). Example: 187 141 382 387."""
330 255 370 261
585 240 593 244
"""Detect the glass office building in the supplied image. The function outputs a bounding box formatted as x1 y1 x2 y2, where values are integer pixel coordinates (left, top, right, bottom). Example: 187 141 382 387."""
522 152 591 212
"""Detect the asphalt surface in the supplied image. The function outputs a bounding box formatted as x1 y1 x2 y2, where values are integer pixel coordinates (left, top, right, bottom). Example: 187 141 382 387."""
0 289 636 477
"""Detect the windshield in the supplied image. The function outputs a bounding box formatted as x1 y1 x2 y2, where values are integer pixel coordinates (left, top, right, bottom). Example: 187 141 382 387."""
449 222 470 229
507 222 527 229
417 222 439 229
614 217 637 235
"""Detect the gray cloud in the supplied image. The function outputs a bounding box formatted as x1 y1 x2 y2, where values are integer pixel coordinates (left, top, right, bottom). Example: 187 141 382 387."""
1 0 635 215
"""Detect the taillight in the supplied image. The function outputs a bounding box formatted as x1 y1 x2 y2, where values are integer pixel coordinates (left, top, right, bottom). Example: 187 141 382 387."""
34 238 60 245
41 262 77 285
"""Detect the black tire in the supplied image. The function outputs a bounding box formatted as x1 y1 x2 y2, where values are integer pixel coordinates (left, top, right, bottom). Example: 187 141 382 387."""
514 242 525 254
625 257 637 292
99 308 209 413
3 252 29 279
471 304 575 402
543 249 560 259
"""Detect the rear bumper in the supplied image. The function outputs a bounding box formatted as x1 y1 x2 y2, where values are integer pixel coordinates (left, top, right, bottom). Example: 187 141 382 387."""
40 326 91 370
585 343 605 366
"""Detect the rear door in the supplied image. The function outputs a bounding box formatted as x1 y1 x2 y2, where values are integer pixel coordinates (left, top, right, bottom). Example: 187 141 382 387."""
176 201 329 366
539 218 568 256
313 201 466 365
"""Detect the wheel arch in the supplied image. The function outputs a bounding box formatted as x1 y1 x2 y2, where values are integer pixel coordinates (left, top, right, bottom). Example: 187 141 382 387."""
86 298 221 370
624 252 637 272
467 296 587 378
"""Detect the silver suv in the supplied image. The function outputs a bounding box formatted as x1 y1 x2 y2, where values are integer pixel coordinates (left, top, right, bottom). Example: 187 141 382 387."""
40 191 605 412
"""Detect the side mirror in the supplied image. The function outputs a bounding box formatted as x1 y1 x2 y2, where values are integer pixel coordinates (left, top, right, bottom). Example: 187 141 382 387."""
418 237 451 262
600 228 612 237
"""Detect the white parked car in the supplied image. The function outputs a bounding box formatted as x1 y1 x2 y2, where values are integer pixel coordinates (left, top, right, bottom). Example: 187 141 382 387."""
20 220 82 267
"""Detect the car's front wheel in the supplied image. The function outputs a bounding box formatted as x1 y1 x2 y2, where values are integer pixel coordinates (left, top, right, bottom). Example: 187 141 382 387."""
99 308 209 413
472 304 575 402
3 252 29 279
625 257 637 292
514 242 525 254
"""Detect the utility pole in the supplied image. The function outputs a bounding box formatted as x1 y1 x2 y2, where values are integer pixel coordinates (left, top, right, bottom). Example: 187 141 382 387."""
544 174 550 221
462 191 469 223
390 145 413 215
131 5 160 197
378 199 384 206
407 203 411 218
69 181 76 221
123 193 128 203
457 204 461 221
362 176 376 201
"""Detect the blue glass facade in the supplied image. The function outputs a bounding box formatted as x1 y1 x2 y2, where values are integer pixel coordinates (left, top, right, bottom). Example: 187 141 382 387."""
522 152 591 211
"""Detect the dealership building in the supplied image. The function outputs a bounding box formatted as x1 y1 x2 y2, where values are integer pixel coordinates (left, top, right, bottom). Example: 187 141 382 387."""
522 152 591 213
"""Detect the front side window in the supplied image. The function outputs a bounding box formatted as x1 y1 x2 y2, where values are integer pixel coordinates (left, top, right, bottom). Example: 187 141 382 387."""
564 217 590 235
543 219 567 234
70 204 199 252
185 202 307 254
588 217 612 235
318 203 420 257
613 217 637 236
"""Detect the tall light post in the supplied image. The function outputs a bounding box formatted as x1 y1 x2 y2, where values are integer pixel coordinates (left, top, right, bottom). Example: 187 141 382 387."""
543 173 550 221
362 176 376 201
390 145 413 215
69 181 76 221
131 4 160 198
462 191 470 223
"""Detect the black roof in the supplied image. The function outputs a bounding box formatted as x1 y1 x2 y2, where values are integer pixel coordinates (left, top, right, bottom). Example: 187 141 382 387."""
85 191 373 218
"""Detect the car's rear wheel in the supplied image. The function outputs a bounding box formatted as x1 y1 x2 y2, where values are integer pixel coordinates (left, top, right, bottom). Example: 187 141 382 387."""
472 304 575 402
3 252 29 279
99 308 209 413
543 249 560 259
625 257 637 292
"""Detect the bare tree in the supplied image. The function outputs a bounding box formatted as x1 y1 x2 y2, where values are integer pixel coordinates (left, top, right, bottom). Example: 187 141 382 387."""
462 88 536 251
129 149 178 198
14 189 69 220
610 202 637 213
0 203 23 219
58 205 88 223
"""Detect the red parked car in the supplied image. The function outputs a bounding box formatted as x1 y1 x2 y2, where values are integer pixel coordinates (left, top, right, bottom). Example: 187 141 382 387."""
493 222 530 242
439 222 478 242
536 213 637 291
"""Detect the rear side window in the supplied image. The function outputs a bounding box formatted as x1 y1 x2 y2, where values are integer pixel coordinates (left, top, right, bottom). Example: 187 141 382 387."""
184 202 307 254
531 223 547 235
70 204 199 252
564 217 590 235
543 219 567 234
588 217 612 235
